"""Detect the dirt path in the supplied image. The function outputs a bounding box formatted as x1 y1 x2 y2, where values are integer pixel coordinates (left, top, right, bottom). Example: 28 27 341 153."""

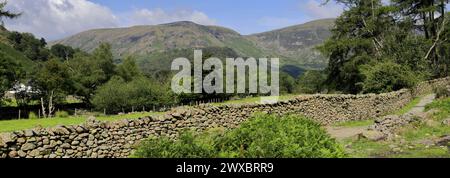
326 94 436 140
405 94 436 115
325 126 368 140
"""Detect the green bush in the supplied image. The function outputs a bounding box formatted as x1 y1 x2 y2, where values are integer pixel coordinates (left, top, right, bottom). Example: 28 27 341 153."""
28 112 38 119
296 70 326 94
133 114 346 158
55 111 69 118
91 76 174 113
359 61 419 94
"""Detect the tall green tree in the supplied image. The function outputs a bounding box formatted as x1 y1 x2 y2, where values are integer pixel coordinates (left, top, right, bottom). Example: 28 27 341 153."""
319 0 395 93
392 0 449 77
31 58 72 117
50 44 75 61
92 43 116 79
68 43 116 104
116 56 142 82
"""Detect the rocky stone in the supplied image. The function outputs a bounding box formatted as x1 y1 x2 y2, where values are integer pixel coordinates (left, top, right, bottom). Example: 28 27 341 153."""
441 118 450 126
29 149 40 157
435 135 450 146
8 150 18 158
24 130 35 137
0 133 17 147
17 150 26 157
21 143 36 151
76 126 85 133
17 138 26 144
51 126 70 135
359 130 386 141
61 143 71 149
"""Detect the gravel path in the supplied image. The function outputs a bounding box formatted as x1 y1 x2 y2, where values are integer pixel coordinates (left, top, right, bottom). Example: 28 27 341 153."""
326 94 436 140
405 94 436 115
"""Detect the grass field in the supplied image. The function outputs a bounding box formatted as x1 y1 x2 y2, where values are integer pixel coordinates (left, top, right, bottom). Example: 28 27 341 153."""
332 119 374 128
0 112 164 133
0 94 302 133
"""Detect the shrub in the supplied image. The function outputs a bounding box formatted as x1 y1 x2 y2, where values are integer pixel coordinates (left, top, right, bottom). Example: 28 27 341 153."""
359 61 419 94
132 131 216 158
133 114 346 158
216 114 345 158
28 112 38 119
91 76 174 113
296 70 326 94
55 111 69 118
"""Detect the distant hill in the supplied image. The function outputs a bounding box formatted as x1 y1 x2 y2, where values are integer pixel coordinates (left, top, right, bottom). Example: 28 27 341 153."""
50 19 335 77
247 18 334 69
51 21 269 58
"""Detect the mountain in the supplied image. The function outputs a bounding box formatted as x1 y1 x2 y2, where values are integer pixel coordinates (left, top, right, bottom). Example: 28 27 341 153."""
50 19 335 76
51 21 269 58
247 18 334 69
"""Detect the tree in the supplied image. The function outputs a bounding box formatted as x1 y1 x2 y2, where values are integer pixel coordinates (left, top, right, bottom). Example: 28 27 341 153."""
31 58 72 117
116 56 142 82
50 44 75 61
92 43 116 79
319 0 446 93
7 32 50 61
280 72 296 94
296 70 326 94
391 0 449 77
0 49 22 104
91 76 174 113
359 61 418 93
68 44 116 104
0 1 21 26
319 0 394 93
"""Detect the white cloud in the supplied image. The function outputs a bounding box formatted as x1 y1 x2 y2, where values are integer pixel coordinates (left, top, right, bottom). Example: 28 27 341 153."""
124 8 217 26
301 0 343 19
4 0 118 40
3 0 217 41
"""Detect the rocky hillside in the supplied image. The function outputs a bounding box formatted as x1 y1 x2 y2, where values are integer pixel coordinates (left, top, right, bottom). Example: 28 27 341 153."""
247 18 334 69
51 19 335 75
51 21 269 58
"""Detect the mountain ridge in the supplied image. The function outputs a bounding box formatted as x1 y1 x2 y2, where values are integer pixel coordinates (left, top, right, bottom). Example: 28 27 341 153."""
50 18 335 73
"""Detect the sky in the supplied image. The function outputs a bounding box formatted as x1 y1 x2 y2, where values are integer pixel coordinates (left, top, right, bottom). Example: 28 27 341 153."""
2 0 345 41
3 0 448 41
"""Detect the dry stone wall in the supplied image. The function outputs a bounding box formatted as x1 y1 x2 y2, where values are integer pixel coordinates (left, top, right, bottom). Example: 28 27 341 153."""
1 77 449 158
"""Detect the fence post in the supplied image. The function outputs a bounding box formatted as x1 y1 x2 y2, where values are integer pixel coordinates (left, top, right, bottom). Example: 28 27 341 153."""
104 108 106 115
38 109 41 119
74 108 77 116
18 109 21 120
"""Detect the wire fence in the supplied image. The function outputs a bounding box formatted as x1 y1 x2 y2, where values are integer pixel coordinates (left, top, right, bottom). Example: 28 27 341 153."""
0 98 229 121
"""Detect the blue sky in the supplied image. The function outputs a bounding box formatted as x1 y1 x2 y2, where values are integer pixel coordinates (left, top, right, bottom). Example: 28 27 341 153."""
4 0 448 40
87 0 342 35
